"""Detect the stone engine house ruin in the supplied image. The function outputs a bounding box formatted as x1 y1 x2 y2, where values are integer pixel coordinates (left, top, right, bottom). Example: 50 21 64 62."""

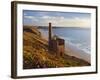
48 22 65 56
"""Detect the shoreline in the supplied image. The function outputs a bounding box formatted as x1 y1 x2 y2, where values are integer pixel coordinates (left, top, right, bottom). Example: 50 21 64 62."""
39 28 91 63
65 43 91 63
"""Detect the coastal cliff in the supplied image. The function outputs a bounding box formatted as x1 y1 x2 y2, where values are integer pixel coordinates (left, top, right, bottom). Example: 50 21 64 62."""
23 26 90 69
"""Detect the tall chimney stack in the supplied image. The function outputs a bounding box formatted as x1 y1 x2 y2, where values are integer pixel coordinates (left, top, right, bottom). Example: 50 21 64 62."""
49 22 52 41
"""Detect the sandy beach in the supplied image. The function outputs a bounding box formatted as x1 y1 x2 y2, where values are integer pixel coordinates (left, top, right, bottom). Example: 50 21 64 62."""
65 43 91 63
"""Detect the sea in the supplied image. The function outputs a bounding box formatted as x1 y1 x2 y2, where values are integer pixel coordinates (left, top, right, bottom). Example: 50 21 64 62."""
38 27 91 54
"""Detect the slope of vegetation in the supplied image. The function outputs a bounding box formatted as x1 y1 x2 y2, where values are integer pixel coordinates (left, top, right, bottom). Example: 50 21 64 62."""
23 26 90 69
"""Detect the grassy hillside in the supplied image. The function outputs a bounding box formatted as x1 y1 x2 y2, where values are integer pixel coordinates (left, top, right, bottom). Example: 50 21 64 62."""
23 26 90 69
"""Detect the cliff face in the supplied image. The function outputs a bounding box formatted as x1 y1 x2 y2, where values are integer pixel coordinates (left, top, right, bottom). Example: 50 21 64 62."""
23 26 90 69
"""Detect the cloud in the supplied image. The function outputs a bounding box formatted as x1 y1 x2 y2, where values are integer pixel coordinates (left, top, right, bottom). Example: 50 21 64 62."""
24 15 91 28
38 16 91 27
62 17 91 27
24 15 34 19
42 16 50 19
23 13 27 16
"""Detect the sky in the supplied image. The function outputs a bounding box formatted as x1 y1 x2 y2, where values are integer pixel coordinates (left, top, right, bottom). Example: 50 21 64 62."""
23 10 91 28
